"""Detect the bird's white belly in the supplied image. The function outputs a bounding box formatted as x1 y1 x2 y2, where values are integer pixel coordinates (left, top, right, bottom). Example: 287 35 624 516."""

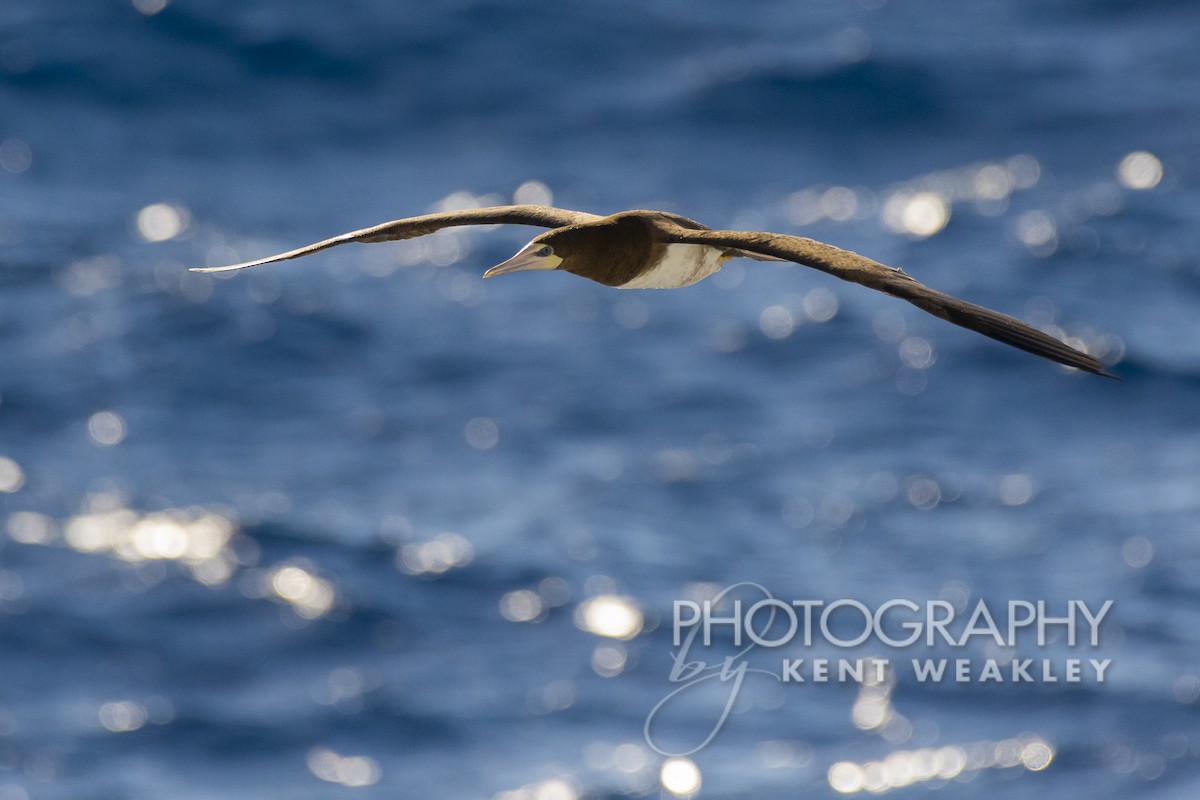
618 244 727 289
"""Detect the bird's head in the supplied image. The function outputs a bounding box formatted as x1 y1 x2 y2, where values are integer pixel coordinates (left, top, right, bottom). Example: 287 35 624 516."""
482 230 565 279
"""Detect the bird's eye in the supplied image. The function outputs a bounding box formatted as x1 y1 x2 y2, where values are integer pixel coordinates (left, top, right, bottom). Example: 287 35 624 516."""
536 245 554 258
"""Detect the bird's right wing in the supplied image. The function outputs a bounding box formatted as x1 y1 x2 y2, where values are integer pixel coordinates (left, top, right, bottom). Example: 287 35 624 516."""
191 205 601 273
655 224 1114 377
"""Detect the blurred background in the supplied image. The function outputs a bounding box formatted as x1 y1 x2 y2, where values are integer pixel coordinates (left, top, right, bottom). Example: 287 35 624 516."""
2 0 1199 798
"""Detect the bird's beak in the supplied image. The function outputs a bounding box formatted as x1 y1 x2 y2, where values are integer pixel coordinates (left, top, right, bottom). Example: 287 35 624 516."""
483 244 563 278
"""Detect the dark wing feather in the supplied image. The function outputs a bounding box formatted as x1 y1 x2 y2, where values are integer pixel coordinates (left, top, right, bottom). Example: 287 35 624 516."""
192 205 601 273
655 225 1115 377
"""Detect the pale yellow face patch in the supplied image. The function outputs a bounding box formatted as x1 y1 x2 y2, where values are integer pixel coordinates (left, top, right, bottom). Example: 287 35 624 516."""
483 240 564 278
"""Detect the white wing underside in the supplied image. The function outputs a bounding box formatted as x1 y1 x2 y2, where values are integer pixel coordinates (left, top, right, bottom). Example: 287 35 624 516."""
618 244 727 289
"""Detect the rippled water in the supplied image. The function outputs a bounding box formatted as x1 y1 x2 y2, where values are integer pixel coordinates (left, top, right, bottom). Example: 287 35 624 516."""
2 1 1200 798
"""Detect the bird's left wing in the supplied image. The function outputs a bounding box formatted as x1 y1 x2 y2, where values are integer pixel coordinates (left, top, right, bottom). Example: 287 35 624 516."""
191 205 601 273
654 224 1114 377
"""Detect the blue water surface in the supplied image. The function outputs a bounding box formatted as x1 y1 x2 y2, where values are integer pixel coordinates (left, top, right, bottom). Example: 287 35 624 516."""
2 1 1200 798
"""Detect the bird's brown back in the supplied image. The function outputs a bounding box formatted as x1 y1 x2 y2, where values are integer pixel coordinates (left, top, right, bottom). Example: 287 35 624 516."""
547 214 671 287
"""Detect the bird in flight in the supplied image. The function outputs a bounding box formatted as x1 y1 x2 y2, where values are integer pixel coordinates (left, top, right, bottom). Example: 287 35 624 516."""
193 205 1112 376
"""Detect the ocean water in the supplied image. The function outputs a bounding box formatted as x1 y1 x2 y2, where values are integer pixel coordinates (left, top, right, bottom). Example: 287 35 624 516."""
2 1 1200 798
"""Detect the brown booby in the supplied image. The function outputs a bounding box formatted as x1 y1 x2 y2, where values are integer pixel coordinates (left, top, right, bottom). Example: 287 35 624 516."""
192 205 1113 376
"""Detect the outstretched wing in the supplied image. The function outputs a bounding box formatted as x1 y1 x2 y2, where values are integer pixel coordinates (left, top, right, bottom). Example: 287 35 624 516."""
191 205 602 273
655 225 1114 377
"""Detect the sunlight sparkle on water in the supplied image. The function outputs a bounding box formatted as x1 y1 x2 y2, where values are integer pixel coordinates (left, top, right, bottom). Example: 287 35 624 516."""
821 186 861 221
500 589 544 622
513 180 553 206
883 191 950 238
575 594 643 639
851 659 909 740
465 417 500 450
1014 210 1058 256
56 504 239 586
136 203 188 242
397 532 474 575
906 476 941 511
973 164 1014 200
1117 151 1163 190
6 512 55 544
0 138 31 174
306 747 381 787
98 701 147 733
270 564 336 619
802 288 839 322
840 156 1043 236
591 642 628 677
998 474 1036 506
828 736 1054 794
131 0 169 14
0 457 24 493
87 411 127 446
493 777 578 800
759 304 796 339
898 336 935 370
1121 535 1154 569
660 757 702 797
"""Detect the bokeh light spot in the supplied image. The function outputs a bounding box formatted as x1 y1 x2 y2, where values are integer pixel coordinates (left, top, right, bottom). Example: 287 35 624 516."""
898 336 935 369
803 288 839 322
1021 740 1054 771
398 532 474 575
576 594 643 639
884 192 949 237
998 474 1036 506
270 563 336 619
1172 674 1200 704
1014 210 1058 255
131 0 169 14
465 417 500 450
829 761 865 793
827 737 1052 793
591 642 628 677
136 203 188 242
88 411 127 446
906 477 941 511
1117 151 1162 190
759 304 796 339
1121 535 1153 569
0 457 24 493
500 589 544 622
0 138 32 174
7 511 55 544
306 747 381 787
513 180 553 206
99 701 147 733
660 757 702 797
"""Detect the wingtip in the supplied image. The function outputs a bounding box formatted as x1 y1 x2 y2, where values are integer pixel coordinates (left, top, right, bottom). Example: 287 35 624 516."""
189 260 268 274
1071 357 1119 380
